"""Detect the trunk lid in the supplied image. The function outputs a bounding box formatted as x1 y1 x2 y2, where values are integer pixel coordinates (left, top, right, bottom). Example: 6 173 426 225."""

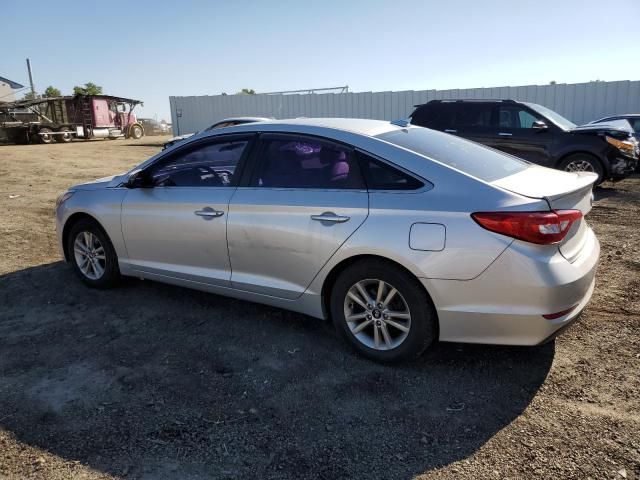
492 166 597 262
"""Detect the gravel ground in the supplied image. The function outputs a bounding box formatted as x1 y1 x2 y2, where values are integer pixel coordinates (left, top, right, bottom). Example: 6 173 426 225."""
0 138 638 479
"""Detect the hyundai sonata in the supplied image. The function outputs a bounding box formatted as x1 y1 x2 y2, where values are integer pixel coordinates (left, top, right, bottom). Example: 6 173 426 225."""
55 118 599 361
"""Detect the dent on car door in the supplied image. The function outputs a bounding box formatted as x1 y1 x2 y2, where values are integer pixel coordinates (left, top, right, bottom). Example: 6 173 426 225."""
120 135 253 285
227 134 369 299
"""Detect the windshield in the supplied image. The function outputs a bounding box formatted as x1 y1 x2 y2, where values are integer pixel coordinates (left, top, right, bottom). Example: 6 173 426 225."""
526 103 577 130
378 127 529 182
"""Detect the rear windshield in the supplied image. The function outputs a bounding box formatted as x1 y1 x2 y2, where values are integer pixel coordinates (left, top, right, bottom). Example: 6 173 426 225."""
377 127 529 182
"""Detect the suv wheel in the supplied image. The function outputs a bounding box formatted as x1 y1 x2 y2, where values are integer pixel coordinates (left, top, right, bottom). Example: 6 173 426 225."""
330 260 437 362
558 154 604 184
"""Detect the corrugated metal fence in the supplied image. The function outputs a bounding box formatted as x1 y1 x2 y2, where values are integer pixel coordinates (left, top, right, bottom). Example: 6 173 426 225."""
170 80 640 135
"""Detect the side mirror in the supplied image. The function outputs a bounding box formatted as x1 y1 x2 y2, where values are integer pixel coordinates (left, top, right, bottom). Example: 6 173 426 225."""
125 170 150 188
532 120 548 131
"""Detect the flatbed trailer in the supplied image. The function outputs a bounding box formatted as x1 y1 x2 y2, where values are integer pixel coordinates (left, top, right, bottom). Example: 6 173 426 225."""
0 94 145 144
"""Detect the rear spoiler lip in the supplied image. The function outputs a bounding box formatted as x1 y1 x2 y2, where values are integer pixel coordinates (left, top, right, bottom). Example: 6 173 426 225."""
492 170 597 205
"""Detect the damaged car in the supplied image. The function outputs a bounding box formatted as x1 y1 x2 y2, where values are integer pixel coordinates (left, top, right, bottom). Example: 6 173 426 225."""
410 99 638 184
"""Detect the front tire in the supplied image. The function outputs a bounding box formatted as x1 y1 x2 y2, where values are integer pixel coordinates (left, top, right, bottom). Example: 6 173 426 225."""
130 125 143 139
558 153 604 185
67 219 120 288
330 260 437 362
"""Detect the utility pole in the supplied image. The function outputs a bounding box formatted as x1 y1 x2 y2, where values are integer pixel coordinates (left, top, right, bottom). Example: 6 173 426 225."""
26 58 36 97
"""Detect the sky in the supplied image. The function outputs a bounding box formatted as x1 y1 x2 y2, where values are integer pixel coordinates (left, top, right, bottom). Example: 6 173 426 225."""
3 0 639 121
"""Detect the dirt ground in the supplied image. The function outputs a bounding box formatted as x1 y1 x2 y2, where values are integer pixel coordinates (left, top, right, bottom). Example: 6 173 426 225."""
0 137 638 480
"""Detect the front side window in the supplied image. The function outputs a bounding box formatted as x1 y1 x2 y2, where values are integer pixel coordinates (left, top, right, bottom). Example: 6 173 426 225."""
253 135 365 189
498 106 541 129
149 138 249 187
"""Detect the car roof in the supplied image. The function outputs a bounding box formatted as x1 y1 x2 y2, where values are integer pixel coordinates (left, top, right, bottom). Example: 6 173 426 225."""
232 117 403 137
217 116 273 123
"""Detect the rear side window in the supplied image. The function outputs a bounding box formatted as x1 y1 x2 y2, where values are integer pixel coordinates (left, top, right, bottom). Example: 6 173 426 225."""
358 152 424 190
377 127 529 182
412 102 493 129
252 135 365 189
449 103 493 128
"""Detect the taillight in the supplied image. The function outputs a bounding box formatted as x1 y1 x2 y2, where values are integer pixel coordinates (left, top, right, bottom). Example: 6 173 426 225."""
471 210 582 245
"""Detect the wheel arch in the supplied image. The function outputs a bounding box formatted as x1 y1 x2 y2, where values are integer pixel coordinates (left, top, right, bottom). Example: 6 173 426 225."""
61 212 108 262
320 254 439 334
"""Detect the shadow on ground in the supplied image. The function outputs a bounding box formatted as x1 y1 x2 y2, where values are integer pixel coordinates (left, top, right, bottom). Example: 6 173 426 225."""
0 262 554 479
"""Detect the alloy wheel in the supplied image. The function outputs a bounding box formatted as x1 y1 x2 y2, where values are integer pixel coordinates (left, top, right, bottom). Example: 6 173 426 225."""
343 279 411 350
564 159 595 173
73 231 106 280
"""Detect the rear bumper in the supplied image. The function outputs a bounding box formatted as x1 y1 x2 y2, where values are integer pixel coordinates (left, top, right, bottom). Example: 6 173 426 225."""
422 228 599 346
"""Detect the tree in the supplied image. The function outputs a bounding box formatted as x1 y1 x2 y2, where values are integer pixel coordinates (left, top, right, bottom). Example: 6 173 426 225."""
22 91 40 101
236 88 256 95
44 86 61 97
549 80 557 85
73 82 103 95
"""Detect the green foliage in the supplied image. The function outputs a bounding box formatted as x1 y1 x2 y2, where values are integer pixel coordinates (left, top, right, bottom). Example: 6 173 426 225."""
236 88 256 95
73 82 103 95
44 86 61 97
21 91 40 101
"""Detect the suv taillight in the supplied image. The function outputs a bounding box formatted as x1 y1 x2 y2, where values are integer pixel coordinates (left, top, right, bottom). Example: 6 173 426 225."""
471 210 582 245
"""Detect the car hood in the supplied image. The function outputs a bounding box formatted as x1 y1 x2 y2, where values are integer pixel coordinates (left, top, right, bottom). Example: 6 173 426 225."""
569 119 634 137
71 175 121 191
166 133 194 143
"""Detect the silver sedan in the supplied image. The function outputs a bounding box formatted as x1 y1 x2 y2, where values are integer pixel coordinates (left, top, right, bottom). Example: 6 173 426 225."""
55 118 599 361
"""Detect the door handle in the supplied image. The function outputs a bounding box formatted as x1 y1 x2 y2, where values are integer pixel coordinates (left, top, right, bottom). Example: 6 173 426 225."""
444 129 457 133
311 212 350 223
498 132 513 136
194 207 224 219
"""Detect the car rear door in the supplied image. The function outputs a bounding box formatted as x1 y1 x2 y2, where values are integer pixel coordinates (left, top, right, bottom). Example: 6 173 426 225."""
490 104 555 166
226 133 369 299
120 135 254 286
439 102 499 148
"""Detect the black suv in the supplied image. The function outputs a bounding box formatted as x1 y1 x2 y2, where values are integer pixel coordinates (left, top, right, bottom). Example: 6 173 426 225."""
410 99 639 184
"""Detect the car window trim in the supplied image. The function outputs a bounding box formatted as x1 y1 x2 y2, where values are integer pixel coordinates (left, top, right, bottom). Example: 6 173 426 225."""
142 133 258 188
244 132 367 191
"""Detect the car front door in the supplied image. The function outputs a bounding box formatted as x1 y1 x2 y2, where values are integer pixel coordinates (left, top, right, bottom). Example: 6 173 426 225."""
227 133 369 299
121 135 254 286
491 104 555 166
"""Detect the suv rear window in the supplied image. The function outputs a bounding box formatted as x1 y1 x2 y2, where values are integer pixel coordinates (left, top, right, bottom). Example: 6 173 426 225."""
377 127 529 182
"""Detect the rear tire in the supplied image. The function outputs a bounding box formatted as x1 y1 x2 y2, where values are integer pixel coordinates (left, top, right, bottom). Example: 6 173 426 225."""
330 259 437 362
55 127 73 143
39 127 53 144
558 153 604 185
67 219 120 289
